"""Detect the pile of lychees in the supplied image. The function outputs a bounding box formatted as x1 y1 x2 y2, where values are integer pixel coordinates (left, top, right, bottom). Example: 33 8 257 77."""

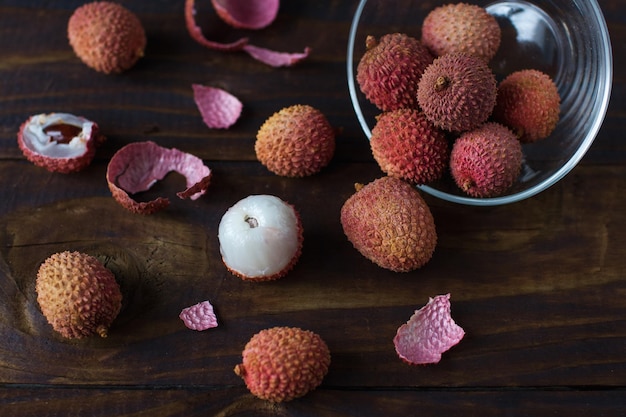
356 2 561 198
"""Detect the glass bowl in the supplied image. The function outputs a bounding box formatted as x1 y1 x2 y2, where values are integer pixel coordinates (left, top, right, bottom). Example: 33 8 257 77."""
347 0 613 206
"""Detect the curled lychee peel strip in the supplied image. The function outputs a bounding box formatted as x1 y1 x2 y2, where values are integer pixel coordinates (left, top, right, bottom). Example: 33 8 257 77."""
193 84 243 129
185 0 310 67
211 0 279 29
106 141 212 214
180 300 218 331
393 294 465 365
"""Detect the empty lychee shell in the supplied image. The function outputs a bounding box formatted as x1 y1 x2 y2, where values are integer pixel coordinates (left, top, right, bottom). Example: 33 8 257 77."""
17 113 105 173
185 0 310 67
393 294 465 365
218 195 303 281
106 141 212 214
180 300 218 331
193 84 243 129
212 0 279 29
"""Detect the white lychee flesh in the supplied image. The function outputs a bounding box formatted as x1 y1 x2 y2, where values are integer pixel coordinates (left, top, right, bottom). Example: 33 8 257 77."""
20 113 95 158
218 195 301 280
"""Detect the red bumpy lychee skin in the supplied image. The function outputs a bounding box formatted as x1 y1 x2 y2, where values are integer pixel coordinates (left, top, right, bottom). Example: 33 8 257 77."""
68 1 146 74
234 327 331 402
340 176 437 272
357 33 434 111
421 3 501 62
370 108 449 185
450 122 523 198
417 53 497 133
255 105 335 177
492 69 561 143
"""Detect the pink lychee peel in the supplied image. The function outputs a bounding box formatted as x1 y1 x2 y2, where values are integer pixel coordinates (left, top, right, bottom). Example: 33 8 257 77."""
393 294 465 365
185 0 310 67
106 141 212 214
180 300 218 331
211 0 279 29
193 84 243 129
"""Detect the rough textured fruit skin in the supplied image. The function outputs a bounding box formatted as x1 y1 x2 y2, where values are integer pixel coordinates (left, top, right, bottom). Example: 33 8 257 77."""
421 3 501 62
340 176 437 272
417 53 497 132
36 251 122 339
370 108 449 185
450 122 523 198
234 327 331 402
68 1 146 74
255 105 335 177
492 69 561 143
356 33 434 111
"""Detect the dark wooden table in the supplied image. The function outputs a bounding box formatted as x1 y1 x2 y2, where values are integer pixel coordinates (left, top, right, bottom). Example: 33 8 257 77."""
0 1 624 415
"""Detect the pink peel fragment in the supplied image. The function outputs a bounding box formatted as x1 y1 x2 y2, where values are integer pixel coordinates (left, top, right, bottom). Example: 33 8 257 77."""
212 0 279 30
185 0 310 67
106 141 212 214
180 300 218 331
193 84 242 129
393 294 465 365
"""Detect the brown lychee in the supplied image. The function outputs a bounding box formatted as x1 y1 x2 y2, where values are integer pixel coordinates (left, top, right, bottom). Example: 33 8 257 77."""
421 3 501 62
370 108 449 185
234 327 331 402
68 1 146 74
340 176 437 272
356 33 434 111
36 251 122 339
417 53 497 132
492 69 561 143
255 105 335 177
450 122 523 198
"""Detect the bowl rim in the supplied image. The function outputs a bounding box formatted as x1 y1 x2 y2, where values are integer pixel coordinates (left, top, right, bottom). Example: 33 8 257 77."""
346 0 614 206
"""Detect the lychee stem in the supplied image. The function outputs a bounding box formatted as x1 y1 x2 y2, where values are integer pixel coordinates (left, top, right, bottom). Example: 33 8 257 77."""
245 215 259 228
434 76 450 92
97 324 108 338
365 35 378 50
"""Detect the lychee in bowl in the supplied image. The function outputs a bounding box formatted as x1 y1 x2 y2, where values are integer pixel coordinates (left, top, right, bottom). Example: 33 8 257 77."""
347 0 613 206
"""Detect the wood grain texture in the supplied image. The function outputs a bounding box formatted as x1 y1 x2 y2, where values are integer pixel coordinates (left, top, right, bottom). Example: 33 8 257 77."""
0 0 624 415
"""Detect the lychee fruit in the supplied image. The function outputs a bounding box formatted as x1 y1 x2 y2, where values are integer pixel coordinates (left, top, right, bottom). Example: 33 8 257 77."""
255 105 335 177
340 176 437 272
492 69 561 143
68 1 146 74
36 251 122 339
450 122 523 198
421 3 501 62
417 53 497 133
218 195 303 281
370 108 449 185
356 33 434 111
234 326 331 402
17 112 105 173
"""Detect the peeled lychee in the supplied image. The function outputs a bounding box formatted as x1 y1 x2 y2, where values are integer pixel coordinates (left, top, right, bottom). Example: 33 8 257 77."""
417 53 497 132
421 3 501 62
450 122 523 198
68 1 146 74
340 176 437 272
234 326 331 402
218 195 303 281
255 105 335 177
36 251 122 339
370 108 449 185
17 112 105 173
356 33 434 111
492 69 561 143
